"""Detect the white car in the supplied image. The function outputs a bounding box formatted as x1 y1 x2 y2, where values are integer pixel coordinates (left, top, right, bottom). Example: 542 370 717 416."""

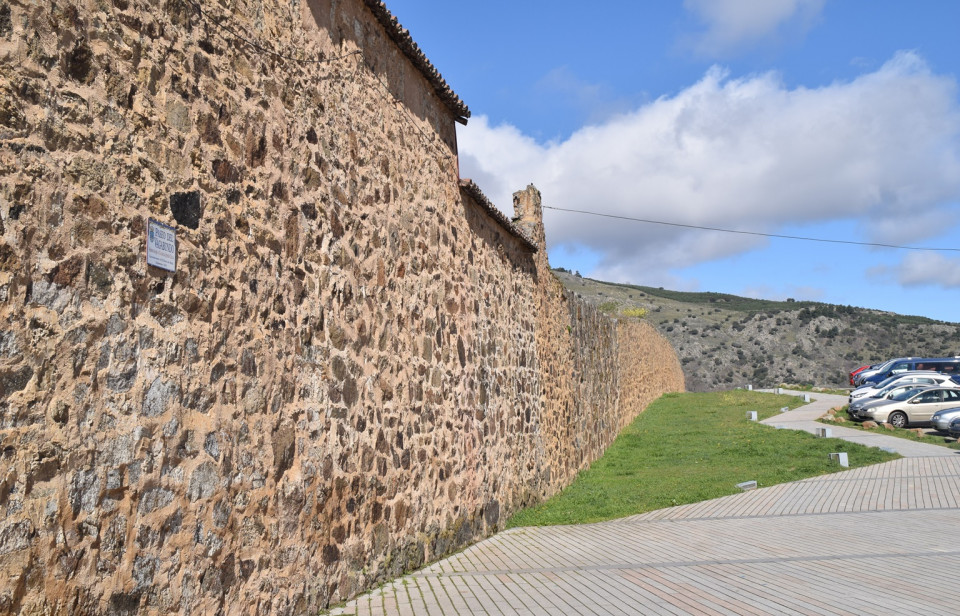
848 371 955 404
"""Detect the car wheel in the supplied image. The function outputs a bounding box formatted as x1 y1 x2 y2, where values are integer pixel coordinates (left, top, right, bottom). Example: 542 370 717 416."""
889 411 908 429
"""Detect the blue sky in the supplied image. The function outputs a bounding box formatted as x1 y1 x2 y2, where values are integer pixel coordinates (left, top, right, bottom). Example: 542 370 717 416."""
386 1 960 322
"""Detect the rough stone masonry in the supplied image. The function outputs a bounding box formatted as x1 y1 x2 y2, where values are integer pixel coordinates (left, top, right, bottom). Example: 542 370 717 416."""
0 0 684 613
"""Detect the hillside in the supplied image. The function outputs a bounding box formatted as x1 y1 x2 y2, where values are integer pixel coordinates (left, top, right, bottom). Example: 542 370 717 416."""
553 270 960 392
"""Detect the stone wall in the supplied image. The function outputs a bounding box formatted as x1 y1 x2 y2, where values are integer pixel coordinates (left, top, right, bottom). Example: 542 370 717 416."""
0 0 684 614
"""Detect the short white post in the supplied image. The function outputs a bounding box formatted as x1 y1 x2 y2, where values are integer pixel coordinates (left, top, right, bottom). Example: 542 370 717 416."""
747 384 753 391
776 387 783 394
815 427 832 438
780 406 789 413
746 411 757 421
736 480 757 491
803 394 811 403
828 452 849 467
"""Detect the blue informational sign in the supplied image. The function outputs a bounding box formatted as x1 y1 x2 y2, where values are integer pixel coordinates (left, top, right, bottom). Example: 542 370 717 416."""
146 218 177 271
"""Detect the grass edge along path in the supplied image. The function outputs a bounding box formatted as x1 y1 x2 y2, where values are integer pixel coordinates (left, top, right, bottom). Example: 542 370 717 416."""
820 408 960 451
508 390 900 527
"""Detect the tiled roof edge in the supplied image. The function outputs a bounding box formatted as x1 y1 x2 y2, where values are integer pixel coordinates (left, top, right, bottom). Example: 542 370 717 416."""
459 180 538 252
363 1 471 123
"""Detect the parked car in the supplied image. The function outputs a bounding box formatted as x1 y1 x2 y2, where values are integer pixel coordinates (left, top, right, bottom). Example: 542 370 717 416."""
849 365 873 386
948 416 960 439
857 357 960 386
854 357 915 386
931 407 960 432
849 386 919 421
854 386 960 428
848 371 955 404
848 383 930 416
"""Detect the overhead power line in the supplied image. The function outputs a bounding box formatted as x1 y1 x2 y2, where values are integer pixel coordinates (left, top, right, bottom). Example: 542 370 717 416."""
542 205 960 253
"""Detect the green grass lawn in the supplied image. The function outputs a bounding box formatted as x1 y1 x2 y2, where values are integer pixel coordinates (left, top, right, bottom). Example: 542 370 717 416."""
507 390 900 527
821 408 960 451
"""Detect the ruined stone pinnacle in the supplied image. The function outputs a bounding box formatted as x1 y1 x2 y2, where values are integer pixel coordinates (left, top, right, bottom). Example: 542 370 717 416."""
512 184 545 251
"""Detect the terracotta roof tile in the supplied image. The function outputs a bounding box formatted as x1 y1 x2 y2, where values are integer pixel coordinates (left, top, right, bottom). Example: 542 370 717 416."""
363 1 471 123
459 180 538 252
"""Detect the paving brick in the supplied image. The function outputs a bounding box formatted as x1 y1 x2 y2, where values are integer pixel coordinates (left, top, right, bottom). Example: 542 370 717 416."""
332 393 960 615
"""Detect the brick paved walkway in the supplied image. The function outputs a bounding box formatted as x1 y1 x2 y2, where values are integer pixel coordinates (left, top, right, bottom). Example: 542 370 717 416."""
328 393 960 615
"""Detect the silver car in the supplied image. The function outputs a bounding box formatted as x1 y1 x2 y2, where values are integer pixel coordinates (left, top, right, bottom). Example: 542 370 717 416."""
949 417 960 439
848 371 951 404
930 407 960 432
848 383 928 417
858 386 960 428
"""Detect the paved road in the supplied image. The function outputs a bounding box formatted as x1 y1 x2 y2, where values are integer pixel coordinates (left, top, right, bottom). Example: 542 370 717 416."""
328 392 960 615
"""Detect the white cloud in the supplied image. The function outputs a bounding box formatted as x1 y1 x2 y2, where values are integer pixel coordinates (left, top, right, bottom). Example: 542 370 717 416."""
785 286 825 301
533 67 642 127
737 284 825 302
683 0 826 56
536 67 608 112
740 284 777 300
458 52 960 284
876 252 960 288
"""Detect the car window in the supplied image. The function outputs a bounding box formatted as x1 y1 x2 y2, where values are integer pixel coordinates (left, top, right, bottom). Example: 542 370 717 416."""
876 375 900 388
918 378 937 385
915 390 943 403
891 388 918 401
878 386 897 397
879 385 906 397
946 390 960 401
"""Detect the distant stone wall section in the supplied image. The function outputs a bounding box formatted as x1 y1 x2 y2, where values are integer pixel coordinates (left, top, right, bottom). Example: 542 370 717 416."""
0 1 684 614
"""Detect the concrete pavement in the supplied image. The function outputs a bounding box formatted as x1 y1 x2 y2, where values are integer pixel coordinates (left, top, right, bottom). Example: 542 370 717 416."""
327 392 960 615
760 389 955 457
